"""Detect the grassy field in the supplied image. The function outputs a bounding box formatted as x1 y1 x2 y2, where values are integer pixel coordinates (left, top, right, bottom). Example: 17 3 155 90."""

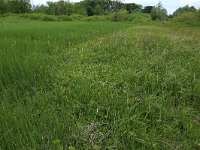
0 16 200 149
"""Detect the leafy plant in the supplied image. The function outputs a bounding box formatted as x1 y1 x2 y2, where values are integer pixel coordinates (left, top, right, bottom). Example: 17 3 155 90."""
151 2 168 21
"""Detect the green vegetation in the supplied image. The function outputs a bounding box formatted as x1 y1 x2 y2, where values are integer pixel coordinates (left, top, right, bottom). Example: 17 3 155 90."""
151 2 168 21
0 14 200 149
19 11 151 22
0 1 200 149
0 0 31 14
0 0 145 16
1 0 200 25
172 5 200 25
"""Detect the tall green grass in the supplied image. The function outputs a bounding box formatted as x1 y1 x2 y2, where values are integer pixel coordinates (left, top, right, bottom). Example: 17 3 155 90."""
0 17 200 149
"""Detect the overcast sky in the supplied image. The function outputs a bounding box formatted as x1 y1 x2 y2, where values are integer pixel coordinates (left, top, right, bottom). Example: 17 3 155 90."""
31 0 200 14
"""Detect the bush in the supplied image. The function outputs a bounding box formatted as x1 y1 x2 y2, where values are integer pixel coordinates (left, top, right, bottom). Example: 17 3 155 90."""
1 13 17 17
173 5 196 16
21 14 41 20
151 2 168 21
110 9 129 22
40 15 58 21
20 13 72 22
176 11 199 25
81 15 108 21
127 12 151 23
19 11 151 23
69 14 85 21
58 15 72 21
80 11 151 23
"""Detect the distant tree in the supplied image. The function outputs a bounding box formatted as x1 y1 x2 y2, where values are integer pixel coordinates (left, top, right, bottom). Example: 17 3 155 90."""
73 2 87 16
198 9 200 21
46 0 73 16
6 0 31 13
143 6 153 13
82 0 113 16
125 3 142 13
111 0 124 11
33 5 47 13
176 11 198 25
168 14 173 18
56 0 66 15
0 0 6 14
172 5 199 25
84 0 96 16
46 1 56 15
1 0 157 18
94 4 104 15
151 2 168 21
173 5 196 16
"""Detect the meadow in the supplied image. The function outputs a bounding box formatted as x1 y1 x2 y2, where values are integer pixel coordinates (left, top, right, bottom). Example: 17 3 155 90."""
0 16 200 149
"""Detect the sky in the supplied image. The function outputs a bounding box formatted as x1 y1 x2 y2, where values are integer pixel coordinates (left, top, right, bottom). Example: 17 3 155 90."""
31 0 200 14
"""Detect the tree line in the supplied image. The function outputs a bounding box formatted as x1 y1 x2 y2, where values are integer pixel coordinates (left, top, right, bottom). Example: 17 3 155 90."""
0 0 31 14
0 0 153 16
0 0 200 23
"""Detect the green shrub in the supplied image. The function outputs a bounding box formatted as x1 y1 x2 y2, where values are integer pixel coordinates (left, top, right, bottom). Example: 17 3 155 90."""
173 5 196 16
20 12 151 23
110 9 129 22
79 11 151 23
69 14 85 21
81 15 109 21
21 13 73 22
81 15 99 21
58 15 72 21
151 2 168 21
40 15 58 21
21 13 43 20
2 13 17 17
127 12 151 23
23 14 41 20
176 11 199 25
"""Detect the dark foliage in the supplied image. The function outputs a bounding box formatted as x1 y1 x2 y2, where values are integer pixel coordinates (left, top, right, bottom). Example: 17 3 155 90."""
0 0 31 14
143 6 154 13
